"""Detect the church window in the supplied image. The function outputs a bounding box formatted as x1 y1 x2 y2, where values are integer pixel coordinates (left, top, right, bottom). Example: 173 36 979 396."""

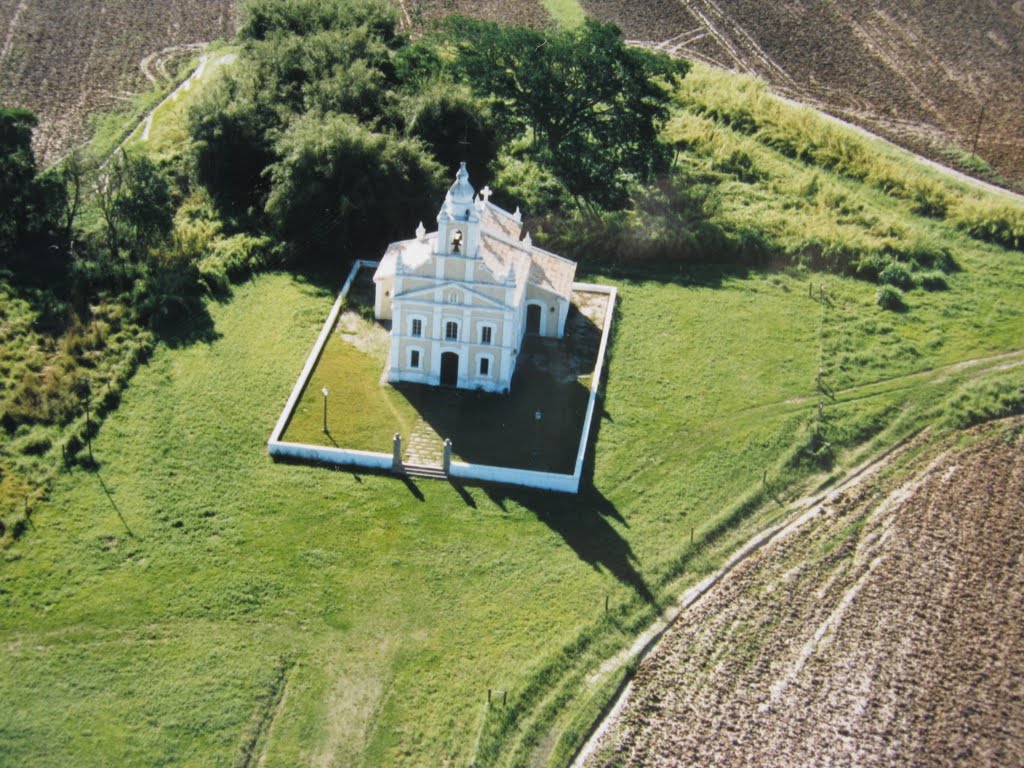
410 349 421 368
479 357 490 376
445 321 458 341
446 289 460 304
480 326 493 345
451 229 463 253
411 318 422 337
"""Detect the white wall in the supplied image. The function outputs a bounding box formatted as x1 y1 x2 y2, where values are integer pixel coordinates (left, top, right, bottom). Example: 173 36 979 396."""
269 268 619 496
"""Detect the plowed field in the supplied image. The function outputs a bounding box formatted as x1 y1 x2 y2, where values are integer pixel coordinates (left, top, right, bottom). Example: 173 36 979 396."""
584 419 1024 767
580 0 1024 186
0 0 236 164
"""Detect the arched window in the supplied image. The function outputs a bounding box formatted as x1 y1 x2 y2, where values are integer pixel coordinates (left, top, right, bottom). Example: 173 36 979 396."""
445 321 458 341
451 229 463 253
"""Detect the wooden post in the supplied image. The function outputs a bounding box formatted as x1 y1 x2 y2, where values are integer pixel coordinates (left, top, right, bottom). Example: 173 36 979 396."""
690 527 694 544
972 98 987 156
487 689 491 703
84 392 93 464
762 469 767 486
604 595 609 614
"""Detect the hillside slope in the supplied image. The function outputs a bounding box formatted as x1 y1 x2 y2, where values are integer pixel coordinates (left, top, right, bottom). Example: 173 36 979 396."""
579 0 1024 188
583 419 1024 767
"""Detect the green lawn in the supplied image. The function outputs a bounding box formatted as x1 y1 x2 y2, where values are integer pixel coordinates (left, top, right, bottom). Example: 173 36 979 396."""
281 285 605 473
2 243 1021 766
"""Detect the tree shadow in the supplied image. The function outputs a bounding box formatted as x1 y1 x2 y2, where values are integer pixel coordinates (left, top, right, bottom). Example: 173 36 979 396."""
150 300 221 348
483 483 657 607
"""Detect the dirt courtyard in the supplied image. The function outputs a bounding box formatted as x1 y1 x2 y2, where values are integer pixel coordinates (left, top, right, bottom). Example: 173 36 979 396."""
584 418 1024 767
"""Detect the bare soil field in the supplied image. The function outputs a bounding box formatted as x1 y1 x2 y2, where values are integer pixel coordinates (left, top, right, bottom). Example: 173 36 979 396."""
404 0 548 29
584 418 1024 767
0 0 236 164
581 0 1024 187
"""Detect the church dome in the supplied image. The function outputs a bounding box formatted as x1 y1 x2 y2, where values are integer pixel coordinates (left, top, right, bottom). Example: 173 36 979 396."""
445 162 475 205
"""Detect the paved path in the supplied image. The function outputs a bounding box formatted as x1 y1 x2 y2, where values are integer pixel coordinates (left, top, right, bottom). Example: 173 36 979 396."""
403 418 444 467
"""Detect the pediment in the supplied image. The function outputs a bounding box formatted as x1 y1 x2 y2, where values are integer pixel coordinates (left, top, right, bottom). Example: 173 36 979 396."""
396 280 509 309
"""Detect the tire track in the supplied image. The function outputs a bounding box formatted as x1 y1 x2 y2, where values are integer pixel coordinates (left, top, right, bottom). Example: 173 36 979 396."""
0 0 27 64
579 420 1024 767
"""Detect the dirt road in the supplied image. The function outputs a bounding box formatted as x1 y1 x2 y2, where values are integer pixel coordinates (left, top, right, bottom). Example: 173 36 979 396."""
582 419 1024 767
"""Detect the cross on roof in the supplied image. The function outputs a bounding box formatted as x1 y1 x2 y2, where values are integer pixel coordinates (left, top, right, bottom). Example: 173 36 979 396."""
479 185 492 203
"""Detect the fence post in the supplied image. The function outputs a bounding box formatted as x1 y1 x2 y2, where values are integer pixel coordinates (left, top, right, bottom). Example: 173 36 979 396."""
392 433 402 471
443 438 452 474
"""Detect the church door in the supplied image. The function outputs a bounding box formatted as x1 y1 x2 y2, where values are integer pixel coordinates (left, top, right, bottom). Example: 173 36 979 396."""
440 352 459 387
526 304 542 335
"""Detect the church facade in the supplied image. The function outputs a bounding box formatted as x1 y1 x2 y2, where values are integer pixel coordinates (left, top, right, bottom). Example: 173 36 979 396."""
373 163 576 393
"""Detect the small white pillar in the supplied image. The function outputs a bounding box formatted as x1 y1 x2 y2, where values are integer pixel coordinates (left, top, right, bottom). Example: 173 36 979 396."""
392 433 403 470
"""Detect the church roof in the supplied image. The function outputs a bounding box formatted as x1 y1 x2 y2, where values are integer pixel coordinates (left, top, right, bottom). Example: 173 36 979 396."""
374 231 435 279
528 248 577 297
375 165 576 301
480 202 523 241
446 162 475 205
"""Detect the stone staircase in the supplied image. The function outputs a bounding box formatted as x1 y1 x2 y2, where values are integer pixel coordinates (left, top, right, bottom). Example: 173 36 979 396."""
402 417 445 470
401 463 448 480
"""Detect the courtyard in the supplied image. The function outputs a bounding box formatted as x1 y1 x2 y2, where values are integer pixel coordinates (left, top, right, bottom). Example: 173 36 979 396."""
280 269 610 475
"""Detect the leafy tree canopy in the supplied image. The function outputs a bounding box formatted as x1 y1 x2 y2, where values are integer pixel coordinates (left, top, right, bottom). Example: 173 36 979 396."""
0 107 69 281
443 18 689 210
265 112 443 260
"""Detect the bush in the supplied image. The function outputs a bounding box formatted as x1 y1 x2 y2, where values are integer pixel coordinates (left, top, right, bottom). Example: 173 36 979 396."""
945 377 1024 429
875 284 905 311
878 260 914 290
954 201 1024 251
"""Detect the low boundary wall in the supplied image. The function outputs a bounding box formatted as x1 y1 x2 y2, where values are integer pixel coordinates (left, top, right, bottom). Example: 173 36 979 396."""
268 262 617 493
267 260 393 470
448 282 617 493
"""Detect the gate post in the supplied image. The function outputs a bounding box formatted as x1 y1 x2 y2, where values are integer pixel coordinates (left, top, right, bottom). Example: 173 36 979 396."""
443 438 452 474
392 432 402 471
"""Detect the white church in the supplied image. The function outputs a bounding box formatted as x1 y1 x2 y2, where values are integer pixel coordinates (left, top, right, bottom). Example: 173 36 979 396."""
373 163 577 393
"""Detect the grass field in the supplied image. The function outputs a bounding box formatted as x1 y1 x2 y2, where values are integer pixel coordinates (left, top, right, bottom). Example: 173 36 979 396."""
3 235 1022 765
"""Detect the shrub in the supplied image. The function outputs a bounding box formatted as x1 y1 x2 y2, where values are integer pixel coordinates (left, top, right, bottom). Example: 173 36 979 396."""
878 260 914 291
907 181 950 218
954 201 1024 251
944 377 1024 429
875 284 905 311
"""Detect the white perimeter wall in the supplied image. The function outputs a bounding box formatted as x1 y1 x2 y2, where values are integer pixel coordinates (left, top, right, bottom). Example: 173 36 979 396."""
268 264 617 494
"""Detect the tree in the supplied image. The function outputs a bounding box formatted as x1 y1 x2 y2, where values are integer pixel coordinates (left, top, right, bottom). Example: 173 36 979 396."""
264 111 443 261
0 107 70 283
405 83 498 177
94 151 174 264
446 18 688 210
1 108 42 251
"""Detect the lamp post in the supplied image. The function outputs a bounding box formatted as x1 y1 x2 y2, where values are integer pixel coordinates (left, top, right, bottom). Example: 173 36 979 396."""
321 386 329 434
534 408 542 466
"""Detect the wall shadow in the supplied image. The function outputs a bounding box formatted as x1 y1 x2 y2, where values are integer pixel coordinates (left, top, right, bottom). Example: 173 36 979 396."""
483 483 657 607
